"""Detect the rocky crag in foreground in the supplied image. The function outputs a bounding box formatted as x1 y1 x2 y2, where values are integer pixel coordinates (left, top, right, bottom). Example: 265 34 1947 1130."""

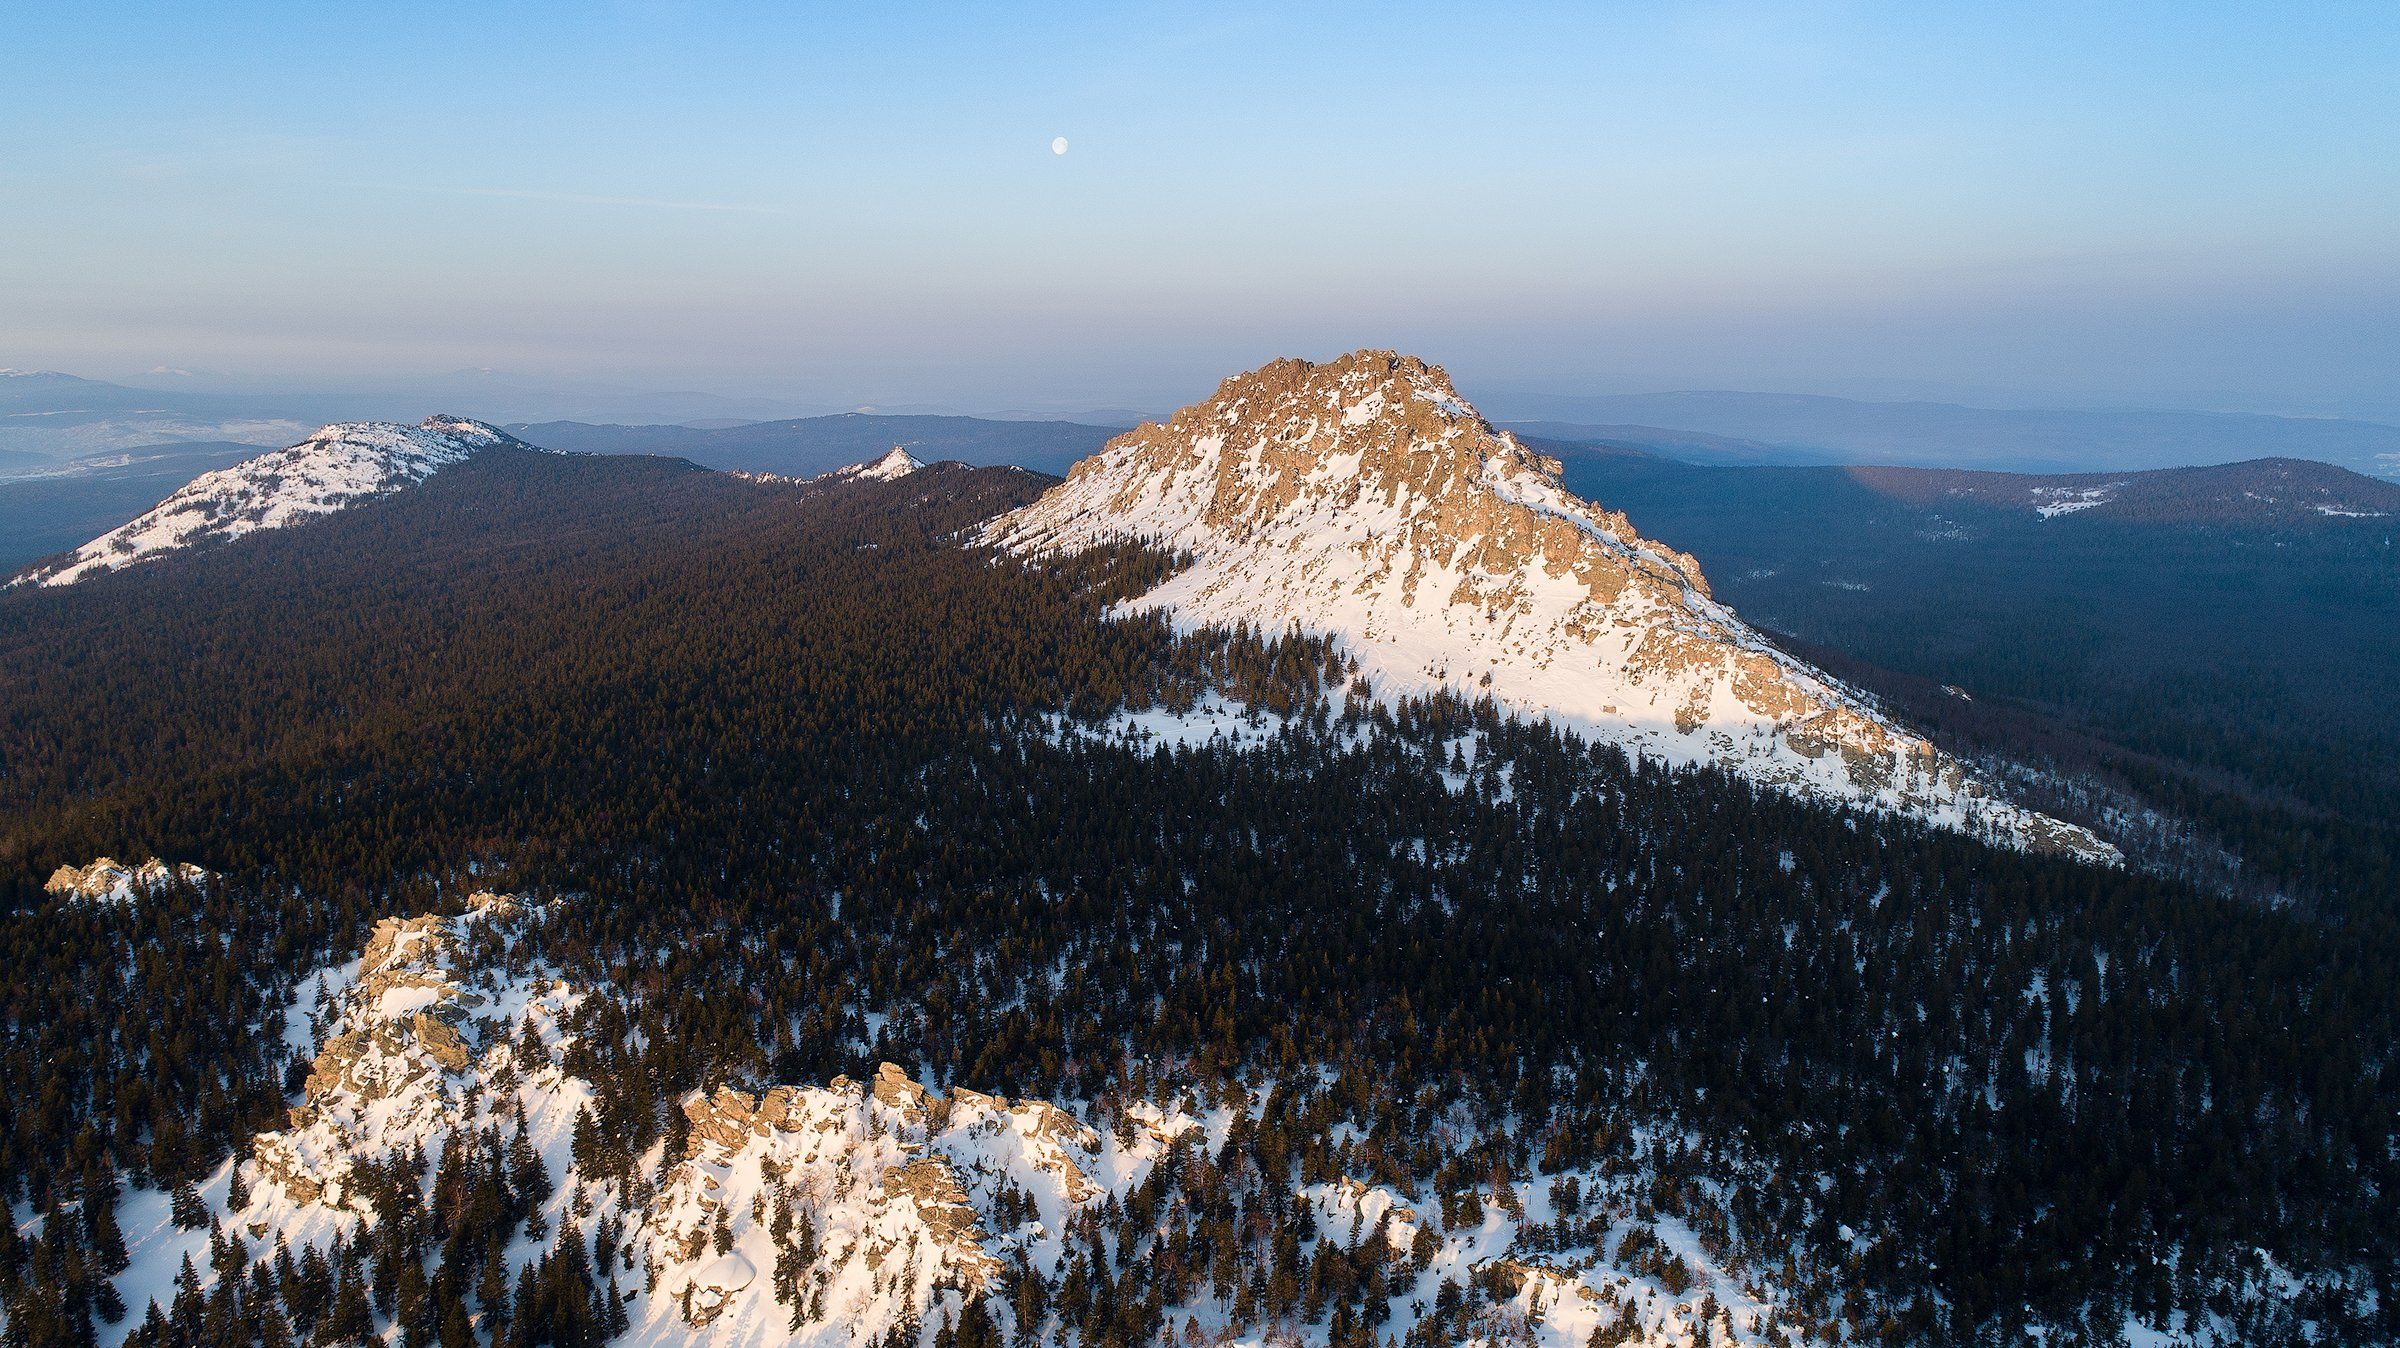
16 415 530 587
102 893 1815 1347
986 350 2112 861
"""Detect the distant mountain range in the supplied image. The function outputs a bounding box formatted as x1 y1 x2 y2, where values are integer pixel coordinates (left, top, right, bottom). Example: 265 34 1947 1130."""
14 366 2400 480
1540 449 2400 529
11 363 2400 582
1496 389 2400 478
507 413 1126 477
0 370 313 467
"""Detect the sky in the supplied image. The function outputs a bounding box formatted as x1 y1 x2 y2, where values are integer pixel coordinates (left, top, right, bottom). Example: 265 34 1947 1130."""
3 1 2397 418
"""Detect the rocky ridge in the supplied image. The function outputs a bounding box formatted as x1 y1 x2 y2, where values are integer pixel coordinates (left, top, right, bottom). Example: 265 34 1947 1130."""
99 894 1817 1346
985 351 2113 861
729 445 925 489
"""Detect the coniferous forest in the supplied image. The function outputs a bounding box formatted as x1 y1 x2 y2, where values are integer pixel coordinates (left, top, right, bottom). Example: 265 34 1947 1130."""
1 449 2394 1346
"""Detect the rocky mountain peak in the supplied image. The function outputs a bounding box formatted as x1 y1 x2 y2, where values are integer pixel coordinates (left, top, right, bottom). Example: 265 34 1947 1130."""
989 350 2113 860
1034 348 1707 596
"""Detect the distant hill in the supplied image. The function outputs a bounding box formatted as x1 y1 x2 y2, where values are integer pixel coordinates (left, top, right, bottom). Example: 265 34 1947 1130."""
1498 390 2400 477
0 371 311 467
1563 449 2400 884
1563 450 2400 535
1504 421 1831 467
1839 457 2400 525
510 412 1127 477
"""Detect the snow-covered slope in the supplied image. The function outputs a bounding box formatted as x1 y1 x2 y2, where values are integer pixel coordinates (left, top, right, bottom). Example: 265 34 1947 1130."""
17 415 527 587
985 351 2111 861
102 895 1822 1347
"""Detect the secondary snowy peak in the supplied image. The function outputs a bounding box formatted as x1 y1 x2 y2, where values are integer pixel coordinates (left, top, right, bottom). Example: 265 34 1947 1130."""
828 445 924 481
18 415 527 587
986 350 2112 859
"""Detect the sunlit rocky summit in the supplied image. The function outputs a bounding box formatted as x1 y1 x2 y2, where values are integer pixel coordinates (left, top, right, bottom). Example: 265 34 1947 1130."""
989 350 2111 859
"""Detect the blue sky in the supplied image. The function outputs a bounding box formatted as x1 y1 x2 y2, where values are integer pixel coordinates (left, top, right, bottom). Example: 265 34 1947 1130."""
3 1 2396 415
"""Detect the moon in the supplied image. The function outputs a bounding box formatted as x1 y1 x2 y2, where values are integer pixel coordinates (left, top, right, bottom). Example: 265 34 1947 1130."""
1051 137 1068 156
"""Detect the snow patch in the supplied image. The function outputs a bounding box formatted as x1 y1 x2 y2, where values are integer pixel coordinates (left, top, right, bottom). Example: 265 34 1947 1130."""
2030 483 2124 518
1051 693 1303 752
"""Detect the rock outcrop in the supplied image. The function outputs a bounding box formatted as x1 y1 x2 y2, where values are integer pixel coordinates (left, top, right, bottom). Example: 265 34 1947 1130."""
250 897 565 1213
127 898 1814 1347
43 856 208 905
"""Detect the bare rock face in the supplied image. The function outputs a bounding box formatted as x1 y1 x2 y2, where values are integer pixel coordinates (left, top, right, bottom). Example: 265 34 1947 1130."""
683 1086 749 1142
872 1061 932 1122
410 1011 473 1070
1009 1099 1103 1203
879 1156 1004 1290
986 350 2115 862
294 915 488 1106
248 899 542 1214
650 1062 1020 1328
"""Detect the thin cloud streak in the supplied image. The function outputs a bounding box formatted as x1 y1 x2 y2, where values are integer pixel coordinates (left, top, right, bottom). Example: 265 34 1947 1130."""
431 186 789 214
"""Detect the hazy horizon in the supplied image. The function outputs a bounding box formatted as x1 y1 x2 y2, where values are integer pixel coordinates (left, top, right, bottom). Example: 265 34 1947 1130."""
7 3 2398 421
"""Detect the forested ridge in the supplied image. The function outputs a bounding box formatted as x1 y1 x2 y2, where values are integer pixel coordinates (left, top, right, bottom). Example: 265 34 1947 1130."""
0 450 2393 1346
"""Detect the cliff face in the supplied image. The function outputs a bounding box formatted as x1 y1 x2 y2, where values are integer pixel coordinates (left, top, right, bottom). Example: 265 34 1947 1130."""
988 350 2113 860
